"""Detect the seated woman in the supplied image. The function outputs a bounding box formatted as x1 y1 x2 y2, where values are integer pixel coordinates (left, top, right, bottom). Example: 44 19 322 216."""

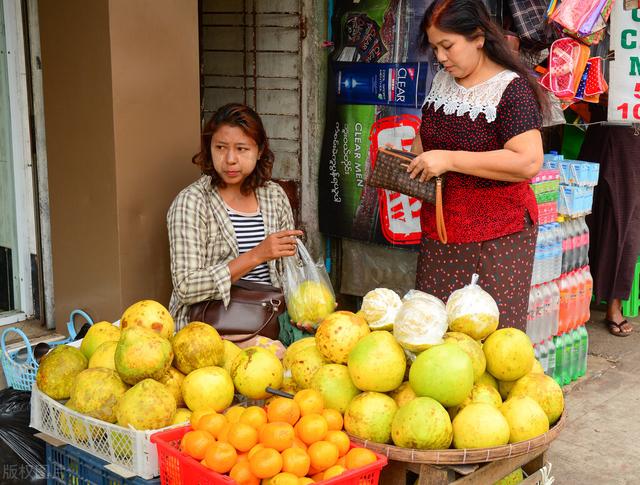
167 103 304 343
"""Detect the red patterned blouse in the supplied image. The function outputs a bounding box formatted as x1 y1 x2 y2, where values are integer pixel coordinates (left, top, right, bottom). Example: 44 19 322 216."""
419 70 542 243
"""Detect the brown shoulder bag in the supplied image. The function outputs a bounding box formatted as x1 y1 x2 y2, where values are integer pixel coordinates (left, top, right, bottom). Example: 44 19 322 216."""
188 280 285 342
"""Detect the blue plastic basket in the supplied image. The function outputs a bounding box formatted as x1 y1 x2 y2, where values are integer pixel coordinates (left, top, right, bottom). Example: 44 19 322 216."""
1 309 93 391
46 443 160 485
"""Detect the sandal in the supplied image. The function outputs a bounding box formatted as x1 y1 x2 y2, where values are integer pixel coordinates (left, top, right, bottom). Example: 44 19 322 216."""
606 319 633 337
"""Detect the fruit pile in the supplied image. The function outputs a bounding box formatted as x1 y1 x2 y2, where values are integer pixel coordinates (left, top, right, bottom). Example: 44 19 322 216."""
283 276 565 452
180 389 379 484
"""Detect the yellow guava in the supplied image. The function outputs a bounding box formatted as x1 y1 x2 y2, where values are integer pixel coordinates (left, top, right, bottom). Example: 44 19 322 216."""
88 341 118 370
182 366 234 412
36 345 88 400
348 331 406 392
315 311 370 364
500 395 549 443
120 299 174 340
231 347 284 399
310 364 360 413
79 321 121 359
344 392 398 444
391 397 452 449
483 328 534 382
452 403 510 449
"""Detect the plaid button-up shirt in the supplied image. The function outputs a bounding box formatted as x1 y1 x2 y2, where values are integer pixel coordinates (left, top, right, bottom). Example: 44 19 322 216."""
167 175 295 330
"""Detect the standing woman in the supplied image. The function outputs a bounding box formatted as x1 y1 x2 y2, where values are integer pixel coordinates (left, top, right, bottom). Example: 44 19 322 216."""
167 103 304 341
410 0 546 330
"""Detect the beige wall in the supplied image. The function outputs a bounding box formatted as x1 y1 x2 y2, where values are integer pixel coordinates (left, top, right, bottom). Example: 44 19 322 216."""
38 1 201 331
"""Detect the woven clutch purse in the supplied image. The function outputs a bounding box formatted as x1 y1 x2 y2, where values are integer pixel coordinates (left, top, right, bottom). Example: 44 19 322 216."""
366 148 447 243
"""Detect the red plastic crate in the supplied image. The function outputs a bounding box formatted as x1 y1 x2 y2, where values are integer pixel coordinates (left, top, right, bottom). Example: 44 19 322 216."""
151 425 387 485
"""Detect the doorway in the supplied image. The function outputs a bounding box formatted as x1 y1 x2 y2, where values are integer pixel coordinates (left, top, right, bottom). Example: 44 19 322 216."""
0 0 39 326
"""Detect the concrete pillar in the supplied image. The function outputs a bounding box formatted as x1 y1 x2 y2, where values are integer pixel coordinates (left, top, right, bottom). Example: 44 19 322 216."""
38 0 200 331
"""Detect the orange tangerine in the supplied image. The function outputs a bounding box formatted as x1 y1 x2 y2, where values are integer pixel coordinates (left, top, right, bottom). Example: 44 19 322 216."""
321 409 343 431
323 464 346 479
297 478 315 485
241 406 269 429
203 441 237 473
281 447 311 477
197 412 228 437
217 422 232 442
266 397 301 426
228 422 259 452
295 414 328 445
270 472 299 485
237 452 250 463
225 406 246 423
307 440 339 472
190 409 217 429
345 447 377 469
248 443 266 460
336 455 347 468
181 430 215 460
291 437 307 451
248 447 283 479
293 389 324 416
310 471 325 482
259 422 296 452
229 460 260 485
324 430 350 457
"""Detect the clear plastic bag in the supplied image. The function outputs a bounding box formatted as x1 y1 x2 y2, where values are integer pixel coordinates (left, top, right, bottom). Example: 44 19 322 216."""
402 289 446 310
394 297 448 352
359 288 402 330
283 241 336 329
446 274 500 341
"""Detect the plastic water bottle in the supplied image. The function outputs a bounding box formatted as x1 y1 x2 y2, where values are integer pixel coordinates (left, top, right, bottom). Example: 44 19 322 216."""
539 339 549 374
578 218 589 267
553 334 564 385
578 325 589 377
570 328 581 381
561 221 570 274
549 280 560 337
582 218 590 266
560 332 572 385
566 271 579 331
527 288 537 342
575 268 586 326
547 338 557 378
558 275 570 334
551 223 562 280
533 285 546 343
540 283 553 342
584 266 593 323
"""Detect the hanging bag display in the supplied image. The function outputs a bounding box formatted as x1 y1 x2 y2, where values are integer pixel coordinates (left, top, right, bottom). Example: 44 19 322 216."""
366 148 447 243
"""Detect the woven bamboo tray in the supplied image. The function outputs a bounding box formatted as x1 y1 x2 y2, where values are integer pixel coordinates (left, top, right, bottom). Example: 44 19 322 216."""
349 412 566 465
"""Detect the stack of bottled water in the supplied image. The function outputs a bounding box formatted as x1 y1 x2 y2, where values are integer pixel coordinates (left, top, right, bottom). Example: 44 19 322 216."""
526 153 599 384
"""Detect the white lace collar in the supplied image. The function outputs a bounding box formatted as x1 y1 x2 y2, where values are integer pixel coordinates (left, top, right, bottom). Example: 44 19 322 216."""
423 69 518 123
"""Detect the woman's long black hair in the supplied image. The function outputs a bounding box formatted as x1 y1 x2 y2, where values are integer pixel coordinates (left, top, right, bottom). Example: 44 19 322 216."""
420 0 548 110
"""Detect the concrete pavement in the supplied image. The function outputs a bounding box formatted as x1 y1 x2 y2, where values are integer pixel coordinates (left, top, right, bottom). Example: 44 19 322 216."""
548 309 640 484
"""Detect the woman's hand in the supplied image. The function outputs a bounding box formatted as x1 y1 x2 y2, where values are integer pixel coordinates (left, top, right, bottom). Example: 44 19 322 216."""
253 230 304 263
407 150 451 182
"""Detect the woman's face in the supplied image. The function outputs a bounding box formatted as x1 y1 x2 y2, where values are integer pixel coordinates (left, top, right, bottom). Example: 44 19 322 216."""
211 124 261 188
426 25 485 80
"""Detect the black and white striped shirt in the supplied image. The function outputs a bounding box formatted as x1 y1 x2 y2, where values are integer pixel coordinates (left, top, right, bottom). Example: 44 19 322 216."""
225 204 271 283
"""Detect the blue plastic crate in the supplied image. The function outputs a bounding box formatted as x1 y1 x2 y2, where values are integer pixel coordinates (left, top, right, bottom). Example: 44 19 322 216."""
46 444 160 485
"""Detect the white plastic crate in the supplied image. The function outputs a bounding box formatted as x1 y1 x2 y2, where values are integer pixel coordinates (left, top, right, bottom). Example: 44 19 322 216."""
30 383 174 479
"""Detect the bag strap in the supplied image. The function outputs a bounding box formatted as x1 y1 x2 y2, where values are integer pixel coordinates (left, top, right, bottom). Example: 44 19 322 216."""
435 177 448 244
224 302 280 343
